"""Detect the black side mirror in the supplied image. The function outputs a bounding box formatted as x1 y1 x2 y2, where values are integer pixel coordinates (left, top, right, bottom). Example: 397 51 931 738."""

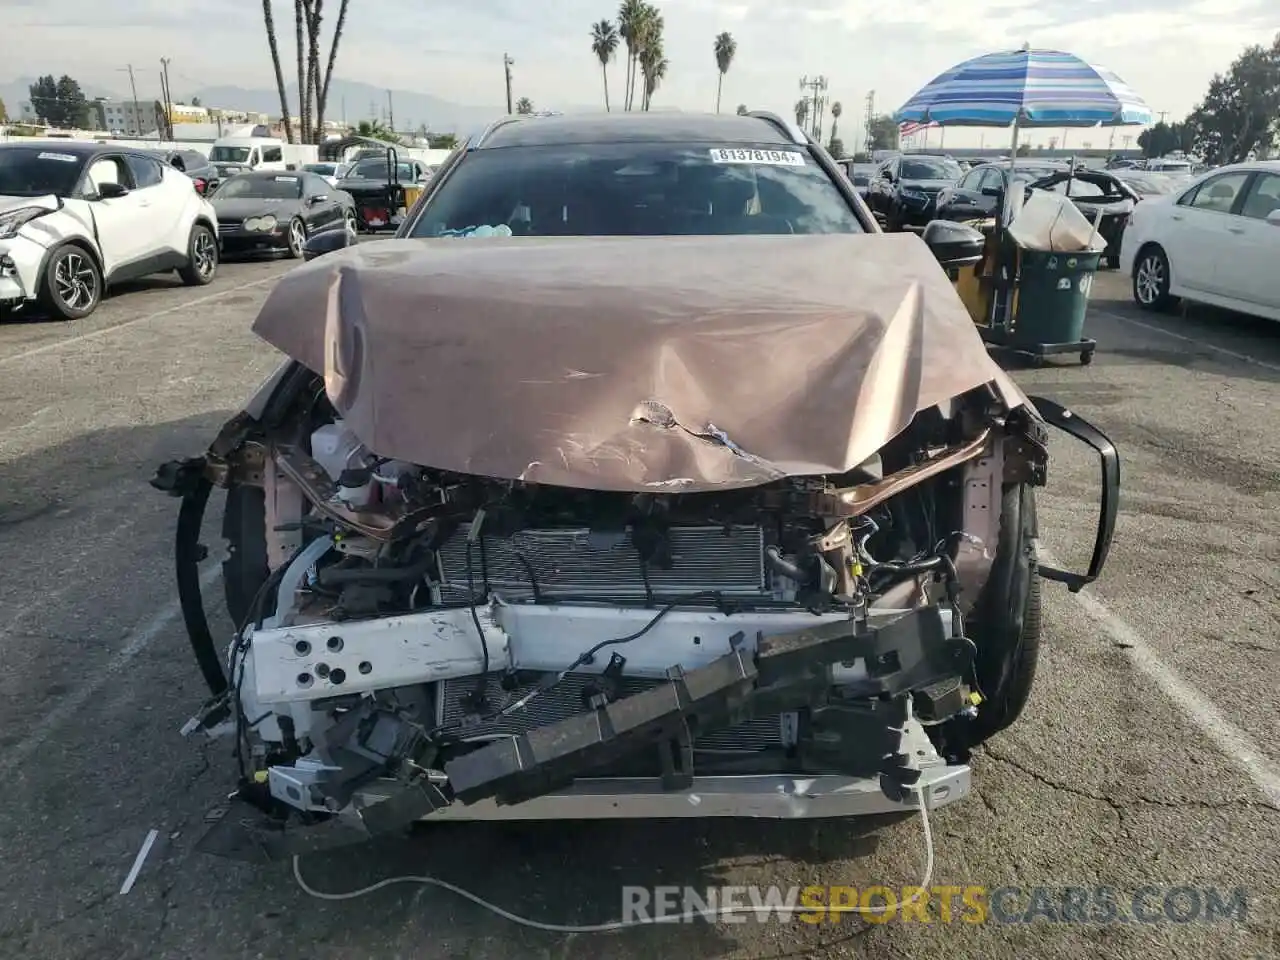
96 182 129 199
303 227 352 261
921 219 985 270
980 186 1004 198
309 194 329 204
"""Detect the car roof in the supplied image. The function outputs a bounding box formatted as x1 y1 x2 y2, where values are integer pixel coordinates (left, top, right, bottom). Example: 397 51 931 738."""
1 140 182 165
477 111 801 149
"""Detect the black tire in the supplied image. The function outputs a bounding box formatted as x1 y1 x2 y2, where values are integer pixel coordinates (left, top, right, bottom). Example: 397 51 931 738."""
40 244 102 320
178 223 218 286
343 208 358 239
286 217 307 259
1131 244 1177 312
222 485 271 629
960 483 1042 746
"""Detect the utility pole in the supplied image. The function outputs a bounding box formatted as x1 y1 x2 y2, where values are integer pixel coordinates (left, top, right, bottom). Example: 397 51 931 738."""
386 90 394 134
1157 111 1168 125
863 89 875 156
504 54 515 114
160 57 173 140
124 64 140 136
799 76 828 141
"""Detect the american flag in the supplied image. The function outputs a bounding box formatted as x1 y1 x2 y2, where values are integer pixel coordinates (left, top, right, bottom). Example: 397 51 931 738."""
899 120 939 138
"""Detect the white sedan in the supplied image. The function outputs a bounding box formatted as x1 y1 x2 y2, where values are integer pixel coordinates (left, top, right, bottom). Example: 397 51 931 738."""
1119 160 1280 322
0 140 218 320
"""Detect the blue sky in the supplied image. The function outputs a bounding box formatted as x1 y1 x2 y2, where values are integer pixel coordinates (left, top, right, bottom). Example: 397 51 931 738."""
6 0 1275 146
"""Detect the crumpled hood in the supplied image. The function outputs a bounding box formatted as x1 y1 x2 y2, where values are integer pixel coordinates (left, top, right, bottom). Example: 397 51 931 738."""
250 233 1029 492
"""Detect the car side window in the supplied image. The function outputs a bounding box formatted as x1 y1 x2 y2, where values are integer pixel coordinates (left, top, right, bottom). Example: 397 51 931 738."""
125 154 164 189
262 146 284 163
957 169 983 191
1183 172 1250 213
1239 172 1280 220
976 169 1002 193
84 156 134 195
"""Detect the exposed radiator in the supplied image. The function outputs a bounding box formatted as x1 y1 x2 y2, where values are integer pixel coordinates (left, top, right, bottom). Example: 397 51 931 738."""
435 525 768 602
439 673 784 753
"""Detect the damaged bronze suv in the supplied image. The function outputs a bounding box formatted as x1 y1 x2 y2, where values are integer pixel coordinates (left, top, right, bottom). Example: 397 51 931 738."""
154 112 1119 856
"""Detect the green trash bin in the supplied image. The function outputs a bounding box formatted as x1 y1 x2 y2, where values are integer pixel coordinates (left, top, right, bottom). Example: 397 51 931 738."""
996 248 1101 364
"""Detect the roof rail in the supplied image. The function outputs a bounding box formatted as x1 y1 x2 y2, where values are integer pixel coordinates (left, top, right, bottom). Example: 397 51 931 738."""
473 114 528 149
747 110 808 147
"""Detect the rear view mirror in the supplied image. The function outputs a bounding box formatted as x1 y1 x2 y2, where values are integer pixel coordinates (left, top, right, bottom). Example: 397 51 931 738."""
96 182 129 199
303 227 351 261
1028 396 1120 592
981 186 1004 198
309 194 329 203
921 219 985 270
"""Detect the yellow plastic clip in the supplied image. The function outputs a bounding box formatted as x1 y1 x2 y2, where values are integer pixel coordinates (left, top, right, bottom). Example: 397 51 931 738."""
967 691 984 706
253 770 269 784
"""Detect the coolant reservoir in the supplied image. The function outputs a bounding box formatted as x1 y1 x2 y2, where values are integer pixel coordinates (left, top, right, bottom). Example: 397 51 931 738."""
310 420 365 482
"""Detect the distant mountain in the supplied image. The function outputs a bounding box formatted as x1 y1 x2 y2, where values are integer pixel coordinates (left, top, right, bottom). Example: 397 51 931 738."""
183 79 512 137
3 73 602 134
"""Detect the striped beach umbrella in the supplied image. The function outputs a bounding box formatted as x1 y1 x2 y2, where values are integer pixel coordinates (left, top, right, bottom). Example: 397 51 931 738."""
895 45 1152 128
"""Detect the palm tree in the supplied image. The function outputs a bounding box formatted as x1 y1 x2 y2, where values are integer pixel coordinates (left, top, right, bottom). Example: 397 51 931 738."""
636 7 664 110
617 0 645 111
314 0 349 140
641 44 668 110
262 0 294 143
591 20 620 111
794 98 809 130
713 32 736 114
294 0 307 140
829 100 842 150
736 104 748 115
516 97 535 115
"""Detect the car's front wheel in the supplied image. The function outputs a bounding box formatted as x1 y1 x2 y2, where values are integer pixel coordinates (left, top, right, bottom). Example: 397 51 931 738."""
286 218 307 259
1132 244 1177 312
344 208 358 239
40 244 102 320
178 223 218 286
949 483 1042 751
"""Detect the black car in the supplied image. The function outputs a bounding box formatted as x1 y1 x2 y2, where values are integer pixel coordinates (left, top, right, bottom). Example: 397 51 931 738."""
865 154 963 231
210 170 355 258
145 148 220 195
337 156 432 231
837 159 876 197
934 163 1139 267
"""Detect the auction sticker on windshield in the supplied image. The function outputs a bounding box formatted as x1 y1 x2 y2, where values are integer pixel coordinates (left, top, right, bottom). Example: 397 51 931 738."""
38 152 79 162
710 148 805 166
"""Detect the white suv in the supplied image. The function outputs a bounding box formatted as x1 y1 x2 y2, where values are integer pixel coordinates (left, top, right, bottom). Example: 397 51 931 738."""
0 141 220 320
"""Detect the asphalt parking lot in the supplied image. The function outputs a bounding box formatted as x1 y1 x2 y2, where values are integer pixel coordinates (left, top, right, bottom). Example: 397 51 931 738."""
0 254 1277 960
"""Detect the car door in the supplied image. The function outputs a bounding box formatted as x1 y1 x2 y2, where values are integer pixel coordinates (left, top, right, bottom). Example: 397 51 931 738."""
1162 171 1252 294
301 173 342 231
868 159 895 217
936 168 986 221
1211 171 1280 310
80 155 153 274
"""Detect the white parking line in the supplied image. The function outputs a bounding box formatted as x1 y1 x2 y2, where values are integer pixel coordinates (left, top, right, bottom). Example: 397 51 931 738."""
1043 550 1280 809
1091 306 1280 375
0 275 279 368
0 563 224 777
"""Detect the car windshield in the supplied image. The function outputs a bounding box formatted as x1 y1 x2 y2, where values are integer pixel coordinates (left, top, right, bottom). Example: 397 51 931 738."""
212 175 302 199
900 157 962 181
345 159 415 180
1039 178 1111 199
409 142 864 237
305 164 336 176
0 147 87 197
210 146 253 163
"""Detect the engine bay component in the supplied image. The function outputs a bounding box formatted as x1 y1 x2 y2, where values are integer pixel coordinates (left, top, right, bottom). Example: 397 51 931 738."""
152 234 1121 856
